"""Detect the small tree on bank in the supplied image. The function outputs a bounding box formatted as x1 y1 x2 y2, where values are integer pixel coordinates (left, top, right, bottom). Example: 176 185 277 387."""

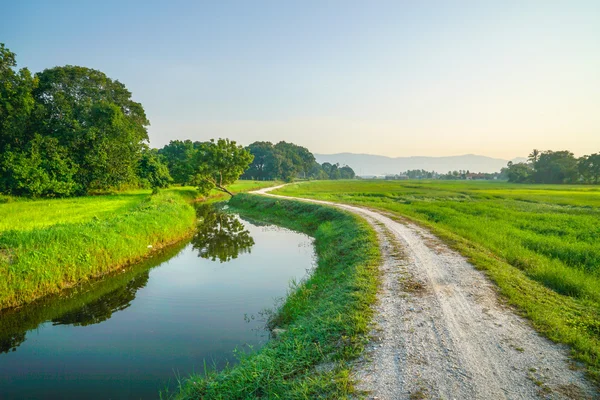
193 138 254 197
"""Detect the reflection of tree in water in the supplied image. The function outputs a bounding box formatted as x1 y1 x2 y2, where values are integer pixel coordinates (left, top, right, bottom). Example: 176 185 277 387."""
192 205 255 263
51 272 150 326
0 332 26 354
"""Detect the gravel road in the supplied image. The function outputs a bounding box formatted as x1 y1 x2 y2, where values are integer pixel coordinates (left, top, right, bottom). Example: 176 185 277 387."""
254 185 598 400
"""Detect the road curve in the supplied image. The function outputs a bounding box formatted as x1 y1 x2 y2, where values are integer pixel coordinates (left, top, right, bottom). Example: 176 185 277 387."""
253 185 597 400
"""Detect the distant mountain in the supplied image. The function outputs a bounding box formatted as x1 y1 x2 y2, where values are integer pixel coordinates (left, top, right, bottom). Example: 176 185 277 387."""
314 153 526 176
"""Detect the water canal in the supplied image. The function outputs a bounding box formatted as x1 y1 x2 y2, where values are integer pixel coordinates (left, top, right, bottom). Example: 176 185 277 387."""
0 205 315 399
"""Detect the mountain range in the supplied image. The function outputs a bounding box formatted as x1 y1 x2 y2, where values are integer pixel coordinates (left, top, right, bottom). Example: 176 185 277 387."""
314 153 527 176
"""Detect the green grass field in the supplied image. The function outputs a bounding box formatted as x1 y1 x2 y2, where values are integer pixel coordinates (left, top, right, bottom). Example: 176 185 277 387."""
0 181 277 309
0 181 277 233
273 180 600 382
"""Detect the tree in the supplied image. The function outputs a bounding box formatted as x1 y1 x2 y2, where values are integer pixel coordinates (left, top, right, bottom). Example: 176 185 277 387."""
32 65 149 192
158 140 200 184
192 205 254 262
534 150 578 183
339 165 356 179
528 149 541 166
274 141 315 179
0 43 37 154
506 161 533 183
0 134 78 197
242 141 281 180
579 153 600 184
193 138 253 196
138 148 172 192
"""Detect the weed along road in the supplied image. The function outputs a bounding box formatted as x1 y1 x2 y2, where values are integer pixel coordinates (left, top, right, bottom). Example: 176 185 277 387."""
254 185 597 400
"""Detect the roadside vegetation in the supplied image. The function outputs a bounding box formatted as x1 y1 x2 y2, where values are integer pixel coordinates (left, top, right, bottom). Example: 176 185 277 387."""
170 194 380 399
273 180 600 382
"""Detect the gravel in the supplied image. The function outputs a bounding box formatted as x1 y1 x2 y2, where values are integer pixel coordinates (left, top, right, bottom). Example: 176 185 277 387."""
254 186 598 400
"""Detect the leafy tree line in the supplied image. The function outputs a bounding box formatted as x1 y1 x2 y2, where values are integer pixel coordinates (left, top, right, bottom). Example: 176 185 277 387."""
0 44 254 197
505 149 600 184
238 141 355 181
0 43 173 196
158 139 356 186
384 169 506 180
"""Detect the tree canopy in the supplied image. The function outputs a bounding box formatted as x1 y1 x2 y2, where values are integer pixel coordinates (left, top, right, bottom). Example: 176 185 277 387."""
506 149 599 184
192 139 254 196
241 141 355 181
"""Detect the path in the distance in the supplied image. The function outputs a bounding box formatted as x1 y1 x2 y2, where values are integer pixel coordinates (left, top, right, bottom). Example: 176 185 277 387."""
253 185 597 400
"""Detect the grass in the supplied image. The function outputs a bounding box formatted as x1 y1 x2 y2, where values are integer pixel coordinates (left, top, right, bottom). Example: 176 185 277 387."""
169 193 380 399
0 190 197 310
0 181 278 310
0 240 188 354
272 180 600 383
0 181 277 233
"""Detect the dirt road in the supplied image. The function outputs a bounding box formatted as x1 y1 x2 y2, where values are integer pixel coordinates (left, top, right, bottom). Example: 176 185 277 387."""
254 185 597 400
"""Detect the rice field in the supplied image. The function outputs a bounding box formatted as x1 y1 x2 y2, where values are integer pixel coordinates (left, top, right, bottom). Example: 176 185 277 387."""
273 180 600 381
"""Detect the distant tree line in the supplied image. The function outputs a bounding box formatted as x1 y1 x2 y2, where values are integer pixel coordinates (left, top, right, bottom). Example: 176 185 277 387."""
239 141 355 181
505 149 600 184
383 169 506 181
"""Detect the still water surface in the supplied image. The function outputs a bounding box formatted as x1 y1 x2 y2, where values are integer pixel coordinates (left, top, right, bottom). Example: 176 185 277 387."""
0 206 314 399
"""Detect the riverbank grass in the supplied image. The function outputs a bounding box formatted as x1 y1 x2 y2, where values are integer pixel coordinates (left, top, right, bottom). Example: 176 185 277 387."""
170 194 380 399
0 181 278 310
0 190 197 310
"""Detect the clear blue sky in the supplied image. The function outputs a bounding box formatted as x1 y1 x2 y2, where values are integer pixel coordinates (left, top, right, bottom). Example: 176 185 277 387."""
3 0 599 158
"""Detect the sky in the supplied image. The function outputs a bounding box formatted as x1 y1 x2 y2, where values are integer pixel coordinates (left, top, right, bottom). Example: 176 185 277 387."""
2 0 599 159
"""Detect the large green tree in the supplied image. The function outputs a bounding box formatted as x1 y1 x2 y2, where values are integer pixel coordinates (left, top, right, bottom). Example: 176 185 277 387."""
579 153 600 184
32 65 150 192
158 140 199 184
274 141 315 180
242 141 281 180
0 43 37 153
138 148 173 191
534 150 578 184
0 134 78 197
506 161 533 183
193 138 253 196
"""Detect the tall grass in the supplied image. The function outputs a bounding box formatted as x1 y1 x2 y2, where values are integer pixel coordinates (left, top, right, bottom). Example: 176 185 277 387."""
169 194 380 399
0 191 197 310
0 180 278 310
274 180 600 382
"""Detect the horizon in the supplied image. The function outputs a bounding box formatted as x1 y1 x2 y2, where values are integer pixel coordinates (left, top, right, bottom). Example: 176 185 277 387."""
314 151 528 160
3 1 599 159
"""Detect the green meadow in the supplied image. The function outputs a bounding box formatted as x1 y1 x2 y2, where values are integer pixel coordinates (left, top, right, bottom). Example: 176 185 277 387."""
0 181 276 310
273 180 600 381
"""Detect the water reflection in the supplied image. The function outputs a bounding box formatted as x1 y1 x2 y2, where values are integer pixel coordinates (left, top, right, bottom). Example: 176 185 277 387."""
0 205 256 354
0 206 314 400
193 205 255 263
51 272 150 327
0 242 185 354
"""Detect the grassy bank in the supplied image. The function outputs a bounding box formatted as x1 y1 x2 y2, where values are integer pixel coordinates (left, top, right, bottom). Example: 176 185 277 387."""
0 240 188 354
171 194 380 399
0 191 197 310
273 180 600 382
0 181 278 310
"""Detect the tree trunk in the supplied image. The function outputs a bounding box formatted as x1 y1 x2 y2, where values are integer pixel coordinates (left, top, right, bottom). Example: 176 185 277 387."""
217 185 235 197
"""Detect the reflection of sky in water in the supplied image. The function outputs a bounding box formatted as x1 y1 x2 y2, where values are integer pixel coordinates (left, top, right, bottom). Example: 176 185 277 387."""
0 213 315 400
